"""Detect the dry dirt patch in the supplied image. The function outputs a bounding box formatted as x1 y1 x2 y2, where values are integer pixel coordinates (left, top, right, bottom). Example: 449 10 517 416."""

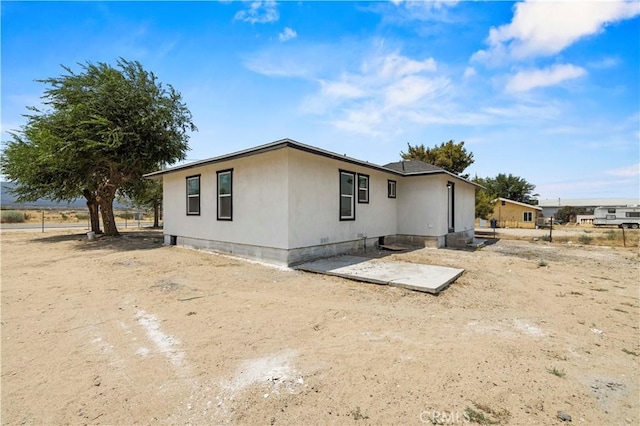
1 229 638 425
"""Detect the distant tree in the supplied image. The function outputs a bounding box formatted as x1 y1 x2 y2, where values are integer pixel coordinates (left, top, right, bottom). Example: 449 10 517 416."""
555 206 589 223
1 59 196 236
482 173 538 204
472 176 495 219
401 140 474 178
121 178 163 228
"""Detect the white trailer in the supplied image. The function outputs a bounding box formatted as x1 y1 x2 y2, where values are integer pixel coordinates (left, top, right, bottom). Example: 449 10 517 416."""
593 206 640 229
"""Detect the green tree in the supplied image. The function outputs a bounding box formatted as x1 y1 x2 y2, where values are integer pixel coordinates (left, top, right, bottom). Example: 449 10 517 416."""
482 173 538 204
121 178 163 228
401 140 474 178
554 206 589 223
2 117 103 233
1 59 196 236
472 176 495 219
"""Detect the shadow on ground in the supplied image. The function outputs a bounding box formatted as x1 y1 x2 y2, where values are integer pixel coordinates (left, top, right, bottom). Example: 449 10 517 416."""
32 229 164 252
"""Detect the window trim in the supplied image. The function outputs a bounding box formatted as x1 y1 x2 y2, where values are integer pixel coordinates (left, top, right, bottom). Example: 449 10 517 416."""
357 173 369 204
523 211 533 222
186 174 201 216
339 169 356 221
387 179 397 199
217 169 233 221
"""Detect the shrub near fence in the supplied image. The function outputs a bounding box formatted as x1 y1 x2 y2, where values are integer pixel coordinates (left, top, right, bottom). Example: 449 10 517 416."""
1 211 27 223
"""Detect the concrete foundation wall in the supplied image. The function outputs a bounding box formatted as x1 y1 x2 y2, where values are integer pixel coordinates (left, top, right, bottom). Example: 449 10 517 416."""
445 229 475 248
164 233 380 267
383 234 443 248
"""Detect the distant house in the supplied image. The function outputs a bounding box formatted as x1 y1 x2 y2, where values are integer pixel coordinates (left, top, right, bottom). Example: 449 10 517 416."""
145 138 480 266
491 197 542 229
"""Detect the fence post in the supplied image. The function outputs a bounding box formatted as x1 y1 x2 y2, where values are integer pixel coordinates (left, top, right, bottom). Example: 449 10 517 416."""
549 216 553 243
42 210 45 233
622 226 626 248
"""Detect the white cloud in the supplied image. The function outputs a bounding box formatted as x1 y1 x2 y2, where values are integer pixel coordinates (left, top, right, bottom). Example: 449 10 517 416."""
373 0 462 29
385 75 449 107
234 1 279 24
588 56 620 69
474 0 640 62
376 54 436 78
278 27 297 42
607 163 640 177
463 66 476 79
319 80 365 99
308 51 445 134
506 64 586 93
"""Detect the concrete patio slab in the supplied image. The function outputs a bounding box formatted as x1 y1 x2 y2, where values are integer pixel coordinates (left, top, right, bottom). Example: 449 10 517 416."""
296 255 464 294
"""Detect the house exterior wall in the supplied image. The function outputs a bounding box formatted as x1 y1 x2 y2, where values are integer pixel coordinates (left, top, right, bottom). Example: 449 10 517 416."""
395 175 476 247
163 149 290 252
161 145 478 265
286 149 398 255
492 201 540 229
396 176 446 237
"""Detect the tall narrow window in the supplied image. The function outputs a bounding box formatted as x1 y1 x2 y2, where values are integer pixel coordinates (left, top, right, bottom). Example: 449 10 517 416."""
387 180 396 198
186 175 200 215
340 170 355 220
523 211 533 222
357 174 369 203
217 169 233 220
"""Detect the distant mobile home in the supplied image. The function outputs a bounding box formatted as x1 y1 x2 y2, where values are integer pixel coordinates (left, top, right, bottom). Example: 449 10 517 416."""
146 139 480 266
593 206 640 228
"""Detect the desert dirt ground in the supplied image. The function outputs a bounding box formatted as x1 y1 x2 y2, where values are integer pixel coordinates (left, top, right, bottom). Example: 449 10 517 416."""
1 228 638 425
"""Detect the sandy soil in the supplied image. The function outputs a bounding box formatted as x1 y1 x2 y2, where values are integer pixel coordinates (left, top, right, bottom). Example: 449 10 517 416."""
1 229 638 425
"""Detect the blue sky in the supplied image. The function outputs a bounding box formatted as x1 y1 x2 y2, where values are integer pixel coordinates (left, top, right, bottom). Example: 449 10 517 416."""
2 1 639 199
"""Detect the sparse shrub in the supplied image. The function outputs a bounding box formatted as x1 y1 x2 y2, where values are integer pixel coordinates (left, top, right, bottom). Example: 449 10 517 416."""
538 259 548 267
604 230 617 240
548 367 566 378
350 406 369 421
578 234 592 244
23 212 31 220
76 213 89 220
1 211 26 223
540 235 551 242
119 212 134 220
60 212 68 220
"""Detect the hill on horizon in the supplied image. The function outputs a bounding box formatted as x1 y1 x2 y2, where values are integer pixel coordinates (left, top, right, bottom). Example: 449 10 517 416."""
1 182 128 209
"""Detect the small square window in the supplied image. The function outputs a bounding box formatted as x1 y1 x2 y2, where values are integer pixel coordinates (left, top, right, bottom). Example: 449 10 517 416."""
357 174 369 203
501 200 506 206
387 180 396 198
523 211 533 222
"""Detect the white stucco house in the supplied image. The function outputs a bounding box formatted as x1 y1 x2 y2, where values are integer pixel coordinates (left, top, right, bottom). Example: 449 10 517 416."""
145 138 479 266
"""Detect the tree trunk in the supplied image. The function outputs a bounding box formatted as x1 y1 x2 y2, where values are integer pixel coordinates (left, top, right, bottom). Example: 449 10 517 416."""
83 189 102 234
153 201 160 228
96 184 119 236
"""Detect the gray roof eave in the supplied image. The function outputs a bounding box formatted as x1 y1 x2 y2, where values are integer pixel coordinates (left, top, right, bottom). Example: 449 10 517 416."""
144 138 484 188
